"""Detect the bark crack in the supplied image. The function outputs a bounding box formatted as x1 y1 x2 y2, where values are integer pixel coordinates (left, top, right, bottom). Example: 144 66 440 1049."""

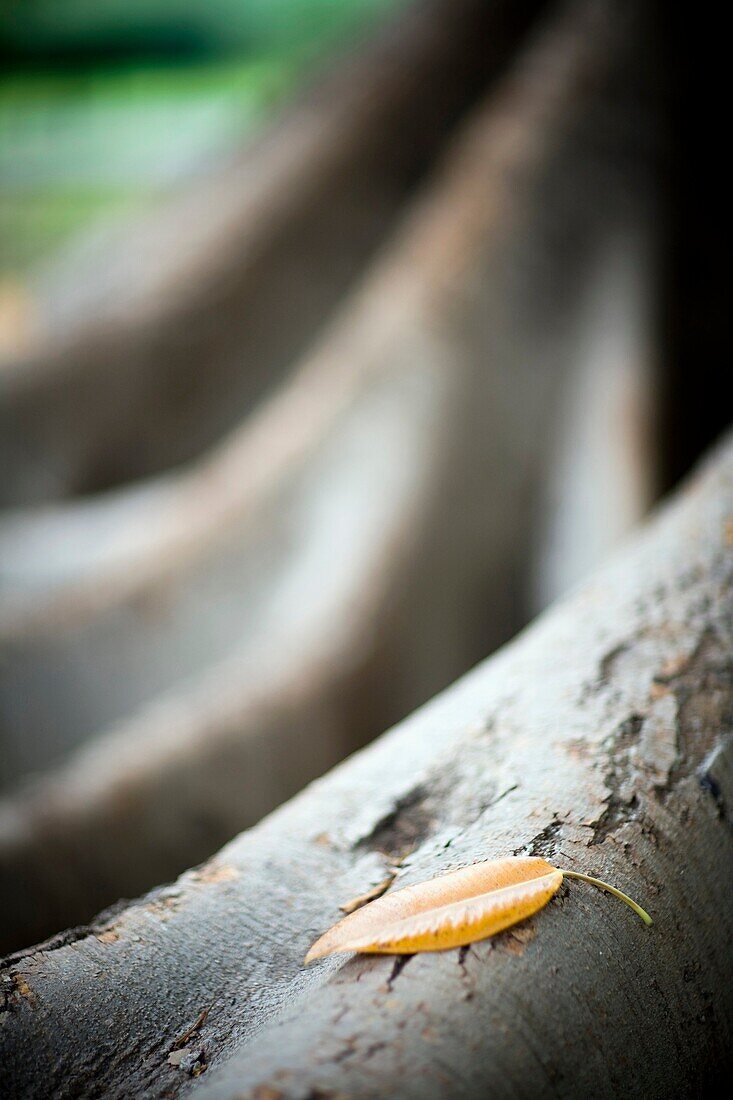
590 714 645 845
386 954 414 991
662 629 733 796
356 786 434 859
515 816 563 858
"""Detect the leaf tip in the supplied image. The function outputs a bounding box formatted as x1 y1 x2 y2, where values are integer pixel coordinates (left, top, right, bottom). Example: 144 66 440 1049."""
304 934 338 964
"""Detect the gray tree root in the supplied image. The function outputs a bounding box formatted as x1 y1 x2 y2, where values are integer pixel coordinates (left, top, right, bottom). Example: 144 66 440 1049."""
0 0 538 505
0 0 655 954
2 407 732 1098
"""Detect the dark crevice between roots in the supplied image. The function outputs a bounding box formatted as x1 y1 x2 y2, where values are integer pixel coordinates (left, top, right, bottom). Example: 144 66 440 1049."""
0 895 132 975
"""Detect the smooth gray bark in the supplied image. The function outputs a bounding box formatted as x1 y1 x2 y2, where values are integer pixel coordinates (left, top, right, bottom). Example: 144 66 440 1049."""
531 231 658 610
2 408 732 1100
0 0 537 504
0 0 656 953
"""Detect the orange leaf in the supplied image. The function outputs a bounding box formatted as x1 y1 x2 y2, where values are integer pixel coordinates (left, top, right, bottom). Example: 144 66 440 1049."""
305 856 562 962
305 856 652 962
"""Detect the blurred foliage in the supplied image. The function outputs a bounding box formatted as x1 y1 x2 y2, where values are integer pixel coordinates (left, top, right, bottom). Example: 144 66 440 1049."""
0 0 397 275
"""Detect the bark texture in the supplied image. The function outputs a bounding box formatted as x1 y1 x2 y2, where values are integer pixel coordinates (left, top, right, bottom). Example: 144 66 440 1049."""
0 0 655 952
2 436 733 1097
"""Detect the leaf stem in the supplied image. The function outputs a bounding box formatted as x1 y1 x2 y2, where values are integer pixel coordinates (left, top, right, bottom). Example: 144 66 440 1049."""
560 869 653 926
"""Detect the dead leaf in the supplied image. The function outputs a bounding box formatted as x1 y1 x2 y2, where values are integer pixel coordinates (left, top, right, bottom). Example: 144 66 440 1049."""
339 873 397 914
305 856 651 962
306 857 560 961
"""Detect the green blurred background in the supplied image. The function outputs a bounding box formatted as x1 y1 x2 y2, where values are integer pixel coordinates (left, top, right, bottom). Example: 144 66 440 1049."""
0 0 396 278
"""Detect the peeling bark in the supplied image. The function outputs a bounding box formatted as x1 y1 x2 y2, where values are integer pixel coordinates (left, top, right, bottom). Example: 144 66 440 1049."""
2 416 732 1096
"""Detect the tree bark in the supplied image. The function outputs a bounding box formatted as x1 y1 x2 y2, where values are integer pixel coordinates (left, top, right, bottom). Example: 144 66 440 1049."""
3 423 733 1098
531 230 658 611
0 0 655 954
